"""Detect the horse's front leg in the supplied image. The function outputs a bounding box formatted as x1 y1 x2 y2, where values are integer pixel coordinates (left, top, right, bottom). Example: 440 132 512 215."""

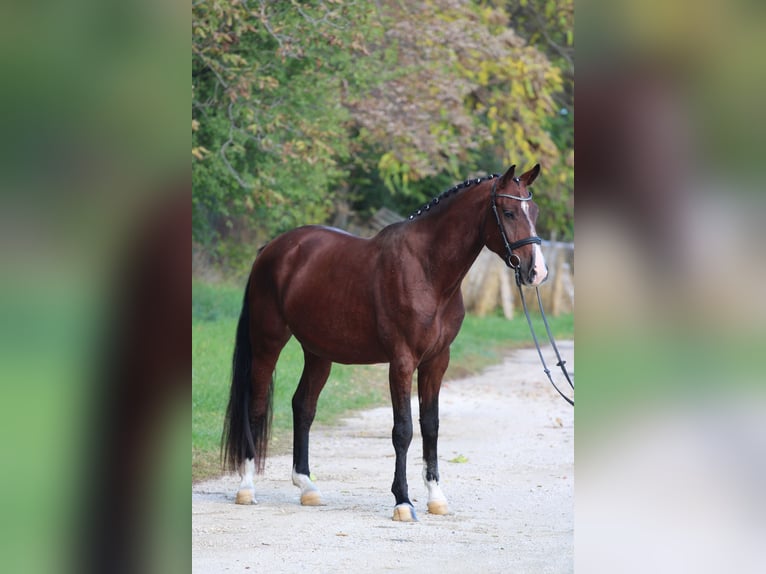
389 358 417 522
418 349 450 515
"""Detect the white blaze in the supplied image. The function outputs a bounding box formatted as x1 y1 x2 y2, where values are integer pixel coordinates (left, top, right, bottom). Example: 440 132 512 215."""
521 201 547 286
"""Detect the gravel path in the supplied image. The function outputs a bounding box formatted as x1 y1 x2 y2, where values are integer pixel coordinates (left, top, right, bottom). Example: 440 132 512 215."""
193 343 574 573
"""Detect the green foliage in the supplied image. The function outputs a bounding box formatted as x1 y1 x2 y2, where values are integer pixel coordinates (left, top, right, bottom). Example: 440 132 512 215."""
351 1 565 183
506 0 574 240
192 0 574 274
193 1 384 256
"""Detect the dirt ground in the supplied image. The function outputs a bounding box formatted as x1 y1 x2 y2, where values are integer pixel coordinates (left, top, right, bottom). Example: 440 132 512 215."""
192 342 573 573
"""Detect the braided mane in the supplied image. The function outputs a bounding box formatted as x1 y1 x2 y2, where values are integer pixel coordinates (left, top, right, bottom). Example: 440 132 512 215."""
407 173 501 220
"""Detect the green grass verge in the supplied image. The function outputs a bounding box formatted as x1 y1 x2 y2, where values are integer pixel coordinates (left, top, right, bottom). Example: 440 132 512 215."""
192 280 573 482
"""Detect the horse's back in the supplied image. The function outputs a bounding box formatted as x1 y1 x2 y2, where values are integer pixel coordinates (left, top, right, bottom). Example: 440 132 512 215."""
255 225 372 278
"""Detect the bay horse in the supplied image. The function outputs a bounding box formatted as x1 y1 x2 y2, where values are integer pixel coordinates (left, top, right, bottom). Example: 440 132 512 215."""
222 164 548 521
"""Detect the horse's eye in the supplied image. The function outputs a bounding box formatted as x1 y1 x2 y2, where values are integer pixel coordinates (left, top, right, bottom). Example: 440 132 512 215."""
503 211 515 220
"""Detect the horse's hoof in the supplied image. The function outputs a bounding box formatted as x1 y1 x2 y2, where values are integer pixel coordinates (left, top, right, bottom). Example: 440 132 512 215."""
427 500 449 515
300 490 324 506
392 504 418 522
235 488 256 505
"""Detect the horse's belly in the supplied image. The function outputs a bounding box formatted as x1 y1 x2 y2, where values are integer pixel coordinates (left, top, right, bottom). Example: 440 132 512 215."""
292 325 388 365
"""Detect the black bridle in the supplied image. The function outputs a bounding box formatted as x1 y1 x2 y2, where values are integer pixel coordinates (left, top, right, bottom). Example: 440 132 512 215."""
489 178 542 269
489 177 574 407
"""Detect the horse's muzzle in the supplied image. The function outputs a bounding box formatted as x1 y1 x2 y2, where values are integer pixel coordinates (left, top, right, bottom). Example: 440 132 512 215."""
526 263 549 286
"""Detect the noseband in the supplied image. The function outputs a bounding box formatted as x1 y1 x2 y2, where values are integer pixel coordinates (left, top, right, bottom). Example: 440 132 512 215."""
490 178 541 269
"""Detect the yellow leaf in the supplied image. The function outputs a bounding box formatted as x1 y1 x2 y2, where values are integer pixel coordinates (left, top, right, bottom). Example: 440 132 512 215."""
192 146 209 160
477 67 489 85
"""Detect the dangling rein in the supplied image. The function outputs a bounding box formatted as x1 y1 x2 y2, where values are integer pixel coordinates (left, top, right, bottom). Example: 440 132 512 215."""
490 179 574 406
513 270 574 406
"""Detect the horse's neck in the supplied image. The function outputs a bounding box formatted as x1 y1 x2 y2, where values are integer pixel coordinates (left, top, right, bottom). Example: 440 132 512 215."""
406 187 487 296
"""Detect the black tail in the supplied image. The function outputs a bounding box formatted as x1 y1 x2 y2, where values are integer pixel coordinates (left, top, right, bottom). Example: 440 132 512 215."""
221 276 274 474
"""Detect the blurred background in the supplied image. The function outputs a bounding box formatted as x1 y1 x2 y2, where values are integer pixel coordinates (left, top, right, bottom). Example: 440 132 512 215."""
576 0 766 572
0 0 187 573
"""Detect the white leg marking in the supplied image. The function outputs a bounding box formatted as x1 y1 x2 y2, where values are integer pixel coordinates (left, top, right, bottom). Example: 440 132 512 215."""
292 467 324 506
423 468 449 515
235 458 256 505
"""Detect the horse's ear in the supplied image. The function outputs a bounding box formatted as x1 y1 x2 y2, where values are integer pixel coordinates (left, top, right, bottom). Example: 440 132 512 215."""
498 165 516 189
520 164 541 186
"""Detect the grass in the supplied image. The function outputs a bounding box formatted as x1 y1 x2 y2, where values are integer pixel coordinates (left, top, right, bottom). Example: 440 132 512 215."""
192 280 573 482
448 311 573 379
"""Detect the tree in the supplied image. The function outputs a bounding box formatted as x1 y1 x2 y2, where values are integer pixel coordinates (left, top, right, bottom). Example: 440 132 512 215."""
505 0 574 239
192 0 383 262
192 0 574 272
345 1 571 240
347 1 563 190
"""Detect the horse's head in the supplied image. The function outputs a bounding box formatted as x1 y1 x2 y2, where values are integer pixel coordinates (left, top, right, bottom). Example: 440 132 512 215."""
486 164 548 286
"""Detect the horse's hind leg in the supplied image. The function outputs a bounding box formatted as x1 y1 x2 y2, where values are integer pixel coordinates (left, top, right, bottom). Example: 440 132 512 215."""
235 339 287 505
417 349 450 515
291 349 332 506
228 282 291 505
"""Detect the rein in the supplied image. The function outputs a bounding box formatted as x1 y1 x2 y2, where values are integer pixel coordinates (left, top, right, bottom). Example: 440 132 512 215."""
514 271 575 406
490 179 575 407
